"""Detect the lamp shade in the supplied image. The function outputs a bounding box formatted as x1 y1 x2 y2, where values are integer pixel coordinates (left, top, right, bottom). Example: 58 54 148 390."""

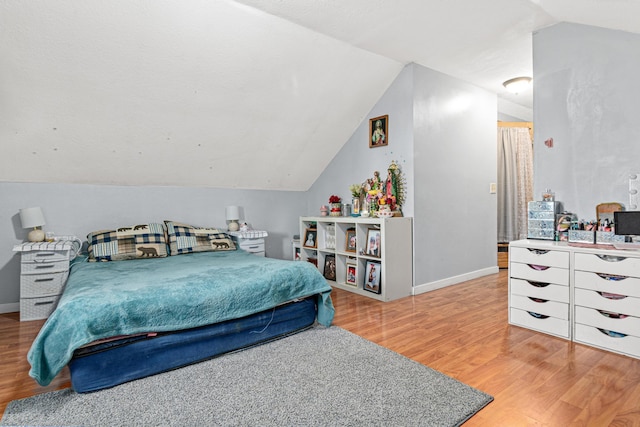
20 207 46 229
225 206 240 221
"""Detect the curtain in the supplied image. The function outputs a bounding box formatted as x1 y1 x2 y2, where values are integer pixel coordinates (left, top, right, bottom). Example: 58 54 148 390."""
497 127 533 242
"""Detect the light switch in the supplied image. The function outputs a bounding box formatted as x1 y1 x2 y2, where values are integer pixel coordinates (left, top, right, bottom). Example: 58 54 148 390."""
489 183 497 194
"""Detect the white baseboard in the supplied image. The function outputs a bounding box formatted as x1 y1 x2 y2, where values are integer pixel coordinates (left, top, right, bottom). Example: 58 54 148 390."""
0 302 19 314
412 266 499 295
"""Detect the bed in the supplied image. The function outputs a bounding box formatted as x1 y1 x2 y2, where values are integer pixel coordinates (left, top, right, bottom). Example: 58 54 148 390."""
27 221 334 393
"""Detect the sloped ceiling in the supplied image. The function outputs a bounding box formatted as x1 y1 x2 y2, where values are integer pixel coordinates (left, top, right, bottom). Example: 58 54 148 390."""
2 0 640 191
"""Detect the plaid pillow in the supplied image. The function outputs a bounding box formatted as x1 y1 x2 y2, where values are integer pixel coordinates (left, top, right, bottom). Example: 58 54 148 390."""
165 221 236 255
87 223 169 262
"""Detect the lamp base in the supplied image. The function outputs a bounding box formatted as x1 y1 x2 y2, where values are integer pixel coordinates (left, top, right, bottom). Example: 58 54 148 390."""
228 221 239 232
28 228 45 242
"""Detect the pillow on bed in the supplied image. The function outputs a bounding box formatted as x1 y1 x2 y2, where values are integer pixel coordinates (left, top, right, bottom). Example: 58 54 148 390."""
87 223 169 262
165 221 236 255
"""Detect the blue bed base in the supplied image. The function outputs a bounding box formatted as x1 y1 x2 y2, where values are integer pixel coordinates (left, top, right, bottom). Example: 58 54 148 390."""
68 297 317 393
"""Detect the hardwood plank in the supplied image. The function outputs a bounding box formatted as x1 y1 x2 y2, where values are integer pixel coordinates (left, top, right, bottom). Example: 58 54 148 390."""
2 269 640 425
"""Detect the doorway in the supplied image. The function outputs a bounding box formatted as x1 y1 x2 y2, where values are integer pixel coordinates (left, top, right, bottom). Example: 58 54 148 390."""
497 121 534 268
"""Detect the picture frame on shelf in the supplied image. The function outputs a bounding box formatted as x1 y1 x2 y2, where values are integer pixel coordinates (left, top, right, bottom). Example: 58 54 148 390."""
303 228 317 248
345 228 357 253
323 254 336 281
369 114 388 148
364 261 381 294
345 258 358 287
365 228 381 257
325 224 336 249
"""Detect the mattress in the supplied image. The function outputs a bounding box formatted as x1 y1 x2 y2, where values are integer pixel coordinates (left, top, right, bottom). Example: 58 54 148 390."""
69 297 317 393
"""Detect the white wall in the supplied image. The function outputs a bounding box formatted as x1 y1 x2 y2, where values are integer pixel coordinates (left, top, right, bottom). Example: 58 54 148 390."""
533 23 640 216
0 182 305 310
308 63 498 291
412 66 498 289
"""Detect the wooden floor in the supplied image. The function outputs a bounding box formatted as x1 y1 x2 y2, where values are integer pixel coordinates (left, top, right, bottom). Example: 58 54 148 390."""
2 270 640 425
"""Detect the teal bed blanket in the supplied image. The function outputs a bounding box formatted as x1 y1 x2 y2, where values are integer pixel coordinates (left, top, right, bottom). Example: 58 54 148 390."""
28 250 334 386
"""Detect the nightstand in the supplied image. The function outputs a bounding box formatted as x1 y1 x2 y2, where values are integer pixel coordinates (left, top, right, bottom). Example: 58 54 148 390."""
13 241 74 321
229 231 268 257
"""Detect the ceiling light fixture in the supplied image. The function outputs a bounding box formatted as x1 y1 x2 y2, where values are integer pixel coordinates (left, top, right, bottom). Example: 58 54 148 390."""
502 76 532 94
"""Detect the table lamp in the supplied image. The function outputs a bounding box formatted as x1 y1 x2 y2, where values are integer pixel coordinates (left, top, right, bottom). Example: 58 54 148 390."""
225 206 240 232
20 207 46 242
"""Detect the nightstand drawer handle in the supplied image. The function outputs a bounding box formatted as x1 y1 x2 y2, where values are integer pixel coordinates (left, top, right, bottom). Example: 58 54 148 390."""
35 252 57 257
34 301 54 306
34 264 55 269
35 278 55 282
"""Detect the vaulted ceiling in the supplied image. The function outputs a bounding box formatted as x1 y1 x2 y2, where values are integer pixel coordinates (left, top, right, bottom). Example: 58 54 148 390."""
2 0 639 190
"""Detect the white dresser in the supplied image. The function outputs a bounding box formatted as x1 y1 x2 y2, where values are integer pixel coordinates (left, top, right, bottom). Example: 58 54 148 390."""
509 239 640 359
13 242 74 321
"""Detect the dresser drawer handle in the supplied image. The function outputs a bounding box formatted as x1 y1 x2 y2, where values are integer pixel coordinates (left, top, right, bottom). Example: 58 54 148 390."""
34 301 54 306
597 291 626 300
528 297 548 303
527 311 549 319
34 264 55 269
526 280 550 288
527 264 549 271
596 273 627 281
597 328 627 338
35 252 57 258
34 278 55 282
527 249 549 255
597 310 628 319
596 254 626 262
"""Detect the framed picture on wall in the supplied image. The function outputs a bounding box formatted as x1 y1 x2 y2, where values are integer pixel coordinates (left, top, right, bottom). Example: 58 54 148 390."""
369 114 388 148
364 261 381 294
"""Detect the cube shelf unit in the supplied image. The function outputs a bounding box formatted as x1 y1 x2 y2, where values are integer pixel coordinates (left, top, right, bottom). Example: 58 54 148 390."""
299 216 413 302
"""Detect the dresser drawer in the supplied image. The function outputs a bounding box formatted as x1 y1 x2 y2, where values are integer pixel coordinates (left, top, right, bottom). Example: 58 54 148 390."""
20 271 68 298
574 270 640 298
21 249 70 263
20 296 59 321
21 259 69 274
574 288 640 317
575 252 640 278
510 262 569 286
510 278 569 303
574 323 640 359
575 306 640 337
510 294 568 320
510 246 569 268
510 308 569 338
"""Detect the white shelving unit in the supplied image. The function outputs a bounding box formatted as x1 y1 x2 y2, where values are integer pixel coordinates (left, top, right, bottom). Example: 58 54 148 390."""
300 216 413 302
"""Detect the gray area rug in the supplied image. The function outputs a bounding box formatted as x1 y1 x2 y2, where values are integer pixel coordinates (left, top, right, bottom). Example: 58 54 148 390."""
2 326 492 426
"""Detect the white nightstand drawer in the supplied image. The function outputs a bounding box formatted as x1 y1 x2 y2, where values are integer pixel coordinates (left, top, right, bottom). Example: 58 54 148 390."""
510 308 569 338
21 249 71 263
575 252 640 278
575 288 640 317
510 262 569 286
21 259 69 274
20 296 59 321
510 278 569 303
575 323 640 359
20 271 68 297
510 294 569 320
238 239 265 254
509 246 569 268
575 306 640 337
574 270 640 298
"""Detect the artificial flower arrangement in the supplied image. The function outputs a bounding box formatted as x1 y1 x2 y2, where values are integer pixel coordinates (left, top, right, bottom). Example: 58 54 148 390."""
352 160 405 217
328 195 342 216
328 195 342 204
